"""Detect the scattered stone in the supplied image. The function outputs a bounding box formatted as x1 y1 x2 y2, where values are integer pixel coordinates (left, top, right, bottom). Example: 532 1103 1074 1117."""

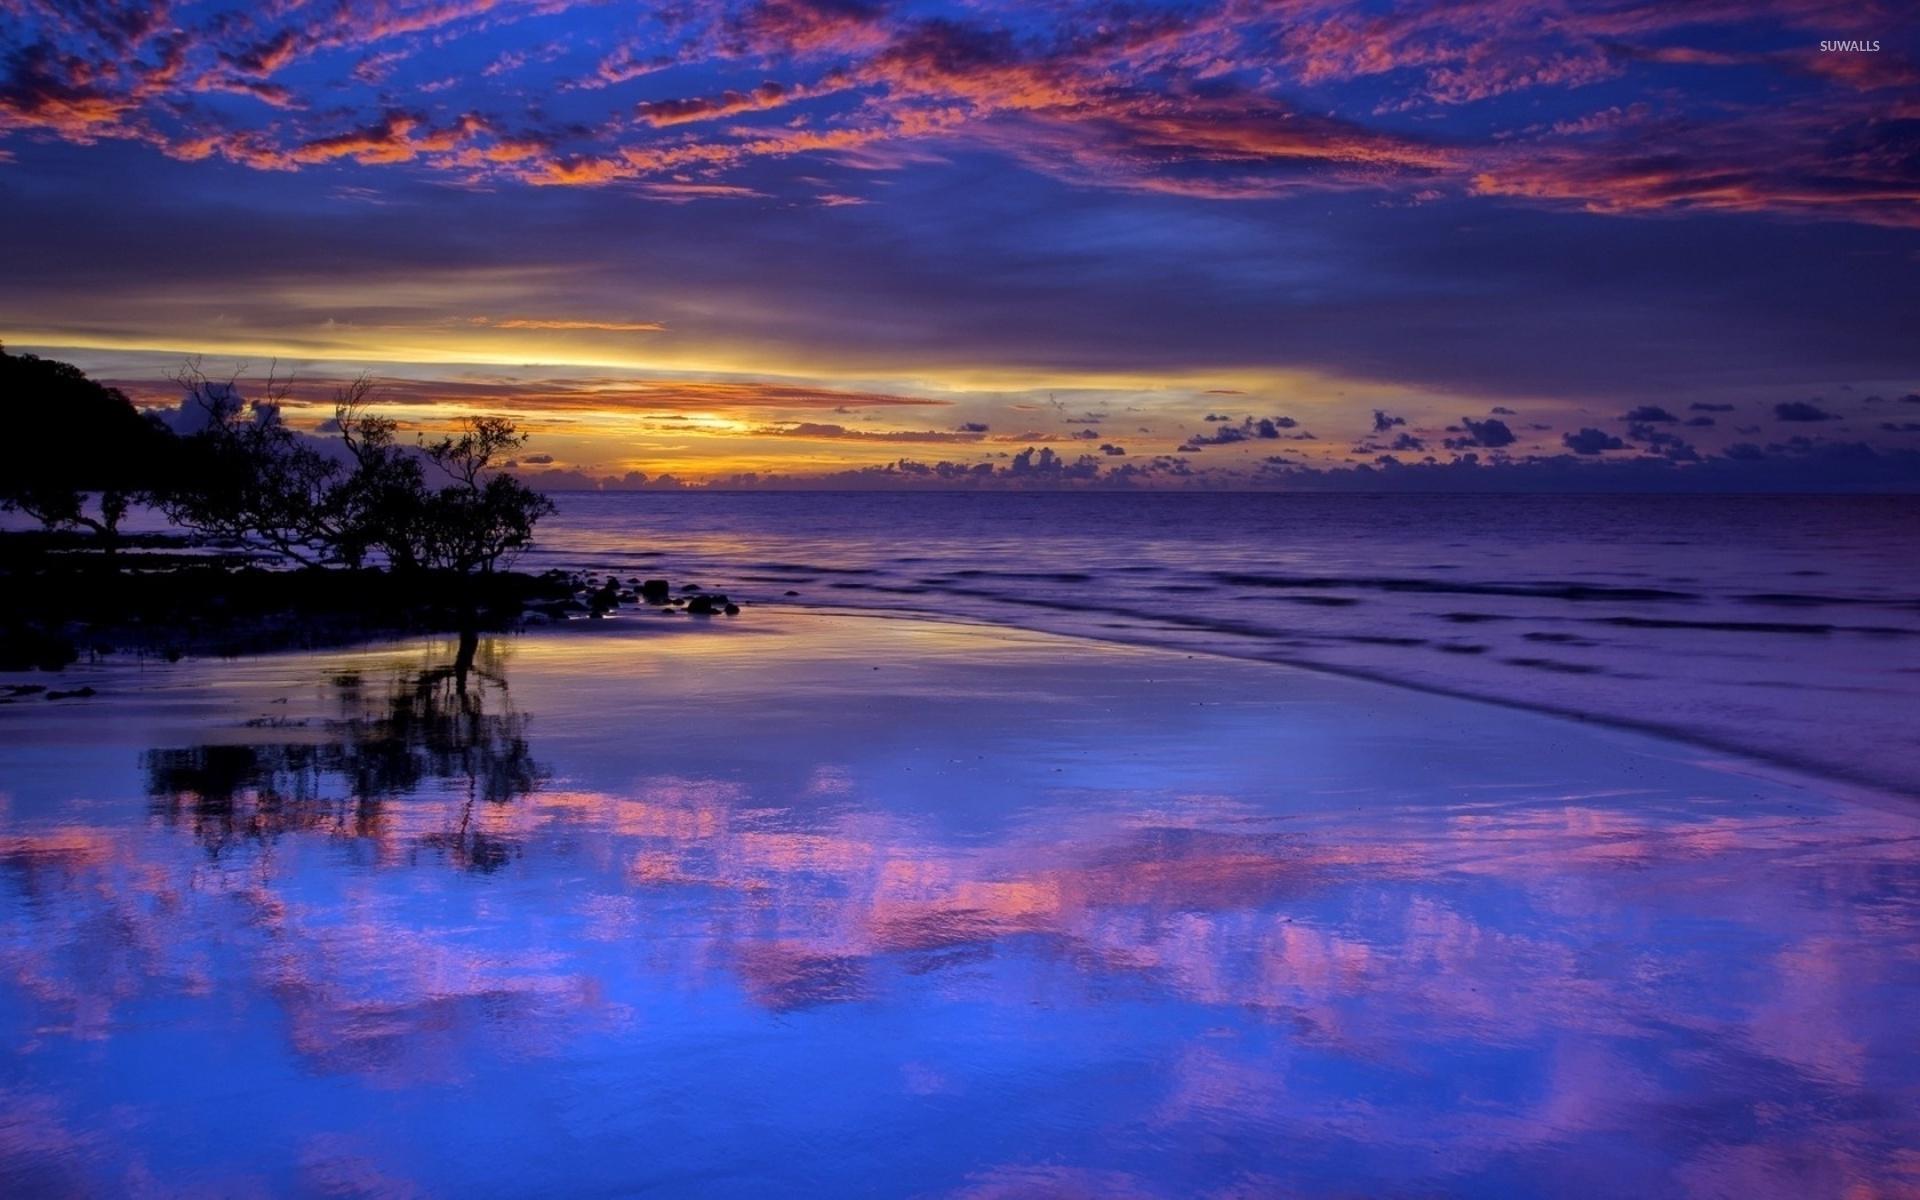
45 686 96 700
640 579 671 604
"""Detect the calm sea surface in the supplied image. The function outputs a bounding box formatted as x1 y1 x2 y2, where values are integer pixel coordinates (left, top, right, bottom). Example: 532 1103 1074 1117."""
532 492 1920 795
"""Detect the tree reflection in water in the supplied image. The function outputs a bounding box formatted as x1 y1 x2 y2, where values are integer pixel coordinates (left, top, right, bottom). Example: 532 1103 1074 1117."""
144 640 544 870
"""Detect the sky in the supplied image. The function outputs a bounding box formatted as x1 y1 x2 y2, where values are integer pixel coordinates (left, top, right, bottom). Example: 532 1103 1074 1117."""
1 0 1917 489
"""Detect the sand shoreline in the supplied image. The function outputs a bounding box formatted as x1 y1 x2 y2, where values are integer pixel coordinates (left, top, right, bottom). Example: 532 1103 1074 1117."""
8 604 1914 807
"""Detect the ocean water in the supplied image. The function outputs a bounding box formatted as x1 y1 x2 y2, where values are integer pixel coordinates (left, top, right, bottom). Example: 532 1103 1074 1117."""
530 492 1920 796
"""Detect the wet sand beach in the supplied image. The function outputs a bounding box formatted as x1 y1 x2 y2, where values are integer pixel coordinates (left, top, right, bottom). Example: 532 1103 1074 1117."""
2 612 1916 1196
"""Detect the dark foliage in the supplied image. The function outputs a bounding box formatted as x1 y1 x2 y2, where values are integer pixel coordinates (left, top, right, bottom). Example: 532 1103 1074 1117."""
156 363 556 575
0 539 574 670
1 355 568 671
0 346 175 543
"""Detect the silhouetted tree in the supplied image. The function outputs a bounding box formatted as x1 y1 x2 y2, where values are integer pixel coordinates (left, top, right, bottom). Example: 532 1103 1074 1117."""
0 346 174 547
415 414 556 673
155 360 348 565
333 375 430 571
155 363 555 589
419 416 556 576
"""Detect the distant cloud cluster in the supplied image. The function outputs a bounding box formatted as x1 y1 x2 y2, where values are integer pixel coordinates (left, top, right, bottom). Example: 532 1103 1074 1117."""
1774 401 1837 422
1181 414 1304 450
1562 428 1624 455
522 438 1920 493
1451 417 1516 449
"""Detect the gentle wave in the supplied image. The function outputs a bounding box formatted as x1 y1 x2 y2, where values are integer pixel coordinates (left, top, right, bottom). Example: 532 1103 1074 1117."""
535 492 1918 794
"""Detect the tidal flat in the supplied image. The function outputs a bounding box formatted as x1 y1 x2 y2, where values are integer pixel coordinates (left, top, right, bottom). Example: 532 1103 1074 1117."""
1 612 1916 1196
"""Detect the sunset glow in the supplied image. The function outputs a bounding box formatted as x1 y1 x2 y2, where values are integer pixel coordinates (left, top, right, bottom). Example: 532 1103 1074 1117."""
3 0 1915 487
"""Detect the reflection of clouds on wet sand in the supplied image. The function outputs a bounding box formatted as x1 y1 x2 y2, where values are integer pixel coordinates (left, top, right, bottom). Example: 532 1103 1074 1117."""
1 620 1918 1195
11 768 1920 1190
